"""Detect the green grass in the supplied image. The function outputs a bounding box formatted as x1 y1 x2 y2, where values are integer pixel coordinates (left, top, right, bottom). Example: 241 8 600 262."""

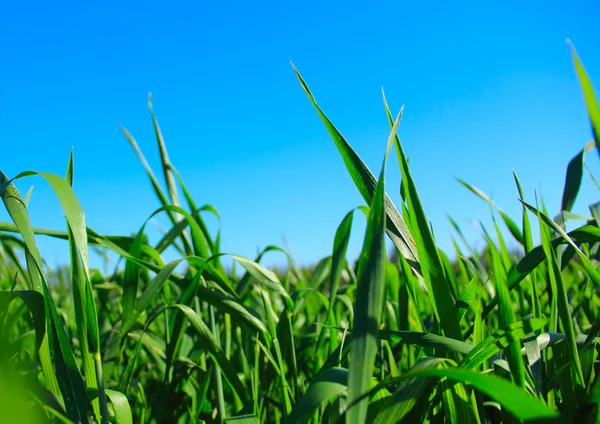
1 44 600 423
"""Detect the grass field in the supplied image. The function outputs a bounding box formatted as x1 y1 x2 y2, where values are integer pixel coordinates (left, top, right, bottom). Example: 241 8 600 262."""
1 44 600 424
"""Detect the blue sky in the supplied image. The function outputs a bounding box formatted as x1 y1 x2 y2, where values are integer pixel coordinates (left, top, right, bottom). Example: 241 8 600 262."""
1 1 600 270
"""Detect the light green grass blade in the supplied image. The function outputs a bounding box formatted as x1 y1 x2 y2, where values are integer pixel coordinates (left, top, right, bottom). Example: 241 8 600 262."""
383 96 462 341
457 178 524 245
40 274 96 423
232 254 293 310
120 125 192 252
147 94 181 210
315 210 354 358
521 201 600 287
346 107 398 424
122 230 145 328
538 208 585 389
0 171 61 399
486 226 527 388
88 389 133 424
459 318 547 370
570 42 600 157
225 415 261 424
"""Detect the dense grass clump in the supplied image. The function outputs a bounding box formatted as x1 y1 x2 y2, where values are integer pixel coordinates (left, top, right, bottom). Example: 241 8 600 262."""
2 44 600 424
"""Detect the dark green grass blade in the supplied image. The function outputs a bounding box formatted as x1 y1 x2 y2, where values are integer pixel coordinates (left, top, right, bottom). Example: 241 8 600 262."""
380 329 473 356
561 141 595 213
570 42 600 158
0 171 61 397
373 357 449 424
346 107 398 424
122 230 145 328
292 64 420 274
0 290 45 350
143 304 250 404
538 209 585 389
284 367 348 424
315 209 354 358
383 96 462 341
40 268 96 423
389 368 558 421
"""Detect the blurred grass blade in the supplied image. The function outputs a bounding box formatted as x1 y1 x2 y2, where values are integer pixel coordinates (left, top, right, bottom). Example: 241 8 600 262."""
570 42 600 157
88 388 133 424
0 290 45 349
561 141 595 213
1 170 61 398
225 415 261 424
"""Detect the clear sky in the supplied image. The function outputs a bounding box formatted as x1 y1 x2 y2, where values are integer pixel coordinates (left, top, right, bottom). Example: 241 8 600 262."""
2 1 600 270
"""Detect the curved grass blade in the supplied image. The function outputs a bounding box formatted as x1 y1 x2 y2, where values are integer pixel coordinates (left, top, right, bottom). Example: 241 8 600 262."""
383 95 462 341
0 290 45 350
88 389 133 424
459 318 547 370
538 207 585 389
392 368 558 421
561 141 596 213
570 41 600 158
457 178 524 245
231 254 293 310
292 64 420 275
373 357 449 424
379 330 473 355
0 171 61 399
284 367 348 424
521 201 600 287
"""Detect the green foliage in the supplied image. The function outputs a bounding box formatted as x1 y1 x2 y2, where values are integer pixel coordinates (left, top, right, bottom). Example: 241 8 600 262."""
1 44 600 424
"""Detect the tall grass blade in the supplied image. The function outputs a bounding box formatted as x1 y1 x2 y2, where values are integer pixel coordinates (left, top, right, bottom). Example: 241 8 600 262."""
292 64 420 275
383 95 462 341
570 42 600 157
346 107 398 424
